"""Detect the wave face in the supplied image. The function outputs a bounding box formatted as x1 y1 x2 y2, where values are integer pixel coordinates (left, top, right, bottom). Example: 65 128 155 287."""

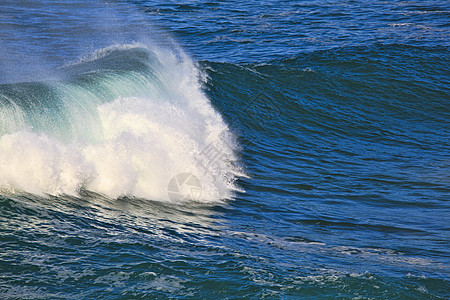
204 44 449 206
0 45 240 201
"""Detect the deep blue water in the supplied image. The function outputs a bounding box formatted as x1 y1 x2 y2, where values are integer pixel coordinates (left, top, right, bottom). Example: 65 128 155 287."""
0 0 449 299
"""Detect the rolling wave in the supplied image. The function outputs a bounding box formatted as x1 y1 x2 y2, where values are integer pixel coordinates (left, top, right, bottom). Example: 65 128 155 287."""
0 44 241 201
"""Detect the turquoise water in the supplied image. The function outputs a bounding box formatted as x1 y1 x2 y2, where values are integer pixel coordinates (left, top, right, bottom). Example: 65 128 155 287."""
0 0 449 298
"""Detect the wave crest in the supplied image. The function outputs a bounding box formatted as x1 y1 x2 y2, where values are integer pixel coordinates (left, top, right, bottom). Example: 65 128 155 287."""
0 45 241 202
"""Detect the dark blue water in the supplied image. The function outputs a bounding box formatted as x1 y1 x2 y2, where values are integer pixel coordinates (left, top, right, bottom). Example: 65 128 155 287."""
0 0 449 299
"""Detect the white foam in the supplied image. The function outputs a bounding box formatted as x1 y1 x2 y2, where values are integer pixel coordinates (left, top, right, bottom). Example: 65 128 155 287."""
0 45 241 202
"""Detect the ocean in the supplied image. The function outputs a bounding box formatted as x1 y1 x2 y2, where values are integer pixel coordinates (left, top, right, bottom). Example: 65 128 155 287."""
0 0 449 298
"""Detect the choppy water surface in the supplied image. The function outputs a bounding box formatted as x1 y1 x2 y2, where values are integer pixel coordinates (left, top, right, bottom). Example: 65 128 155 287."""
0 0 449 298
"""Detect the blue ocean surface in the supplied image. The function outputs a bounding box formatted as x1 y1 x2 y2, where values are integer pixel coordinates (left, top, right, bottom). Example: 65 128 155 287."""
0 0 449 298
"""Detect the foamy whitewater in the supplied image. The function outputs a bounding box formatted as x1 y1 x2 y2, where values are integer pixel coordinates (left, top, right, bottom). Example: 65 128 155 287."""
0 44 240 201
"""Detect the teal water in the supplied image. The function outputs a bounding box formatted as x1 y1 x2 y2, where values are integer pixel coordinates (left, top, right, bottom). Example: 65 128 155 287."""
0 0 449 299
